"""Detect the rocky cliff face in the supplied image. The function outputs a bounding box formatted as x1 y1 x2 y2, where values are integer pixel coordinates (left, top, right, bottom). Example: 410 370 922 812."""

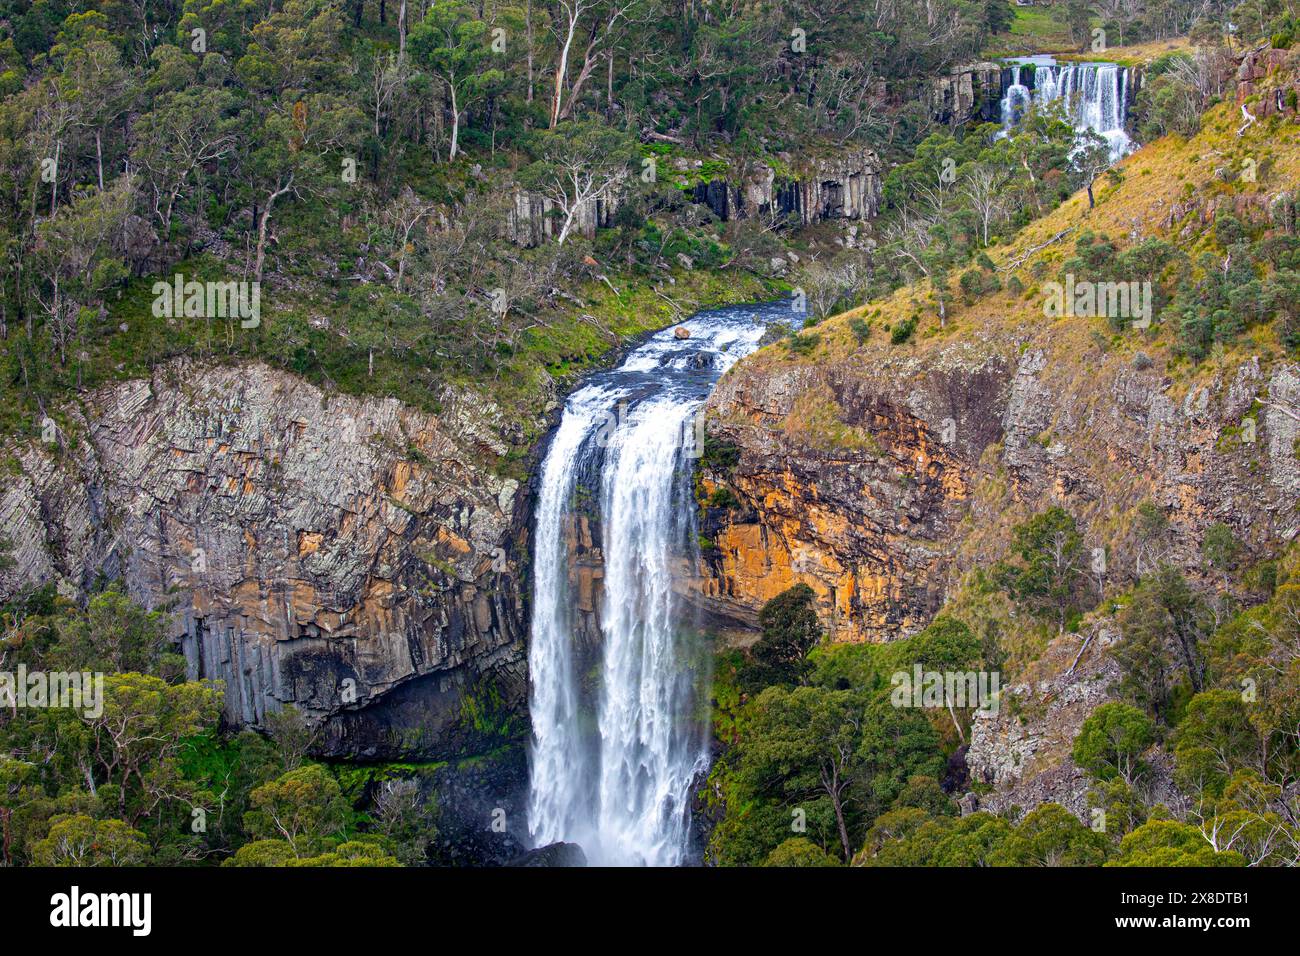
961 617 1192 819
0 361 530 760
690 149 883 227
553 510 607 665
507 146 883 246
696 324 1300 645
1237 45 1300 118
931 62 1005 126
695 318 1299 818
506 185 622 247
962 621 1122 819
695 338 1013 642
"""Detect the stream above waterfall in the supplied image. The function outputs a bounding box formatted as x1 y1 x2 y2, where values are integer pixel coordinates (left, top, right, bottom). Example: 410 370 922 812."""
526 299 796 866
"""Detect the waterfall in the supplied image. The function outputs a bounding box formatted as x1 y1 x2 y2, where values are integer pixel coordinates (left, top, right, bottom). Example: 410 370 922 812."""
999 57 1134 160
1000 65 1030 130
527 301 791 866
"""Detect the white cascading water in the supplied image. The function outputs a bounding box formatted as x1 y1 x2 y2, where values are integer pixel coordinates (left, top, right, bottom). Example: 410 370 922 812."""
527 301 792 866
1000 57 1133 160
1000 65 1031 130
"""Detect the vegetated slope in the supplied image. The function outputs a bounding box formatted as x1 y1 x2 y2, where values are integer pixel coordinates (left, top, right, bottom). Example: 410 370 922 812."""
702 50 1300 635
696 50 1300 840
702 46 1300 790
1 0 1024 465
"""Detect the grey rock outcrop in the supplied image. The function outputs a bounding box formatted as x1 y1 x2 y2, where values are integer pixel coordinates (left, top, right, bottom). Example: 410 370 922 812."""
0 361 529 759
506 185 621 247
690 149 883 226
963 622 1121 821
932 62 1005 125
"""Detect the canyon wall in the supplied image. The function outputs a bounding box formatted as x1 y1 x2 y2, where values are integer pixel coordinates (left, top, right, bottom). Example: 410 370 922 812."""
696 327 1300 645
0 362 530 760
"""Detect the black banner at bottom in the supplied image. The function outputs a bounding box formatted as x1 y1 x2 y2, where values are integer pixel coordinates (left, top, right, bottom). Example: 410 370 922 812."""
0 865 1280 943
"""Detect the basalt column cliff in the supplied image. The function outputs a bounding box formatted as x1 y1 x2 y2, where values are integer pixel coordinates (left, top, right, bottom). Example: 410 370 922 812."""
1 362 528 759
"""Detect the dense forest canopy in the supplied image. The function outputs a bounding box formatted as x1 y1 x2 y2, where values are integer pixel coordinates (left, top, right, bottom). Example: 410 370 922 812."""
0 0 1254 438
0 0 1009 427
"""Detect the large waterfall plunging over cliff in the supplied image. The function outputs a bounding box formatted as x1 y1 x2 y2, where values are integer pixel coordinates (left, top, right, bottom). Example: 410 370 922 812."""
527 301 790 866
1000 57 1133 160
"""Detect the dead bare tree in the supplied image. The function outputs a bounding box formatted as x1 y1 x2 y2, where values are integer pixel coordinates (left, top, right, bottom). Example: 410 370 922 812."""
963 163 1010 246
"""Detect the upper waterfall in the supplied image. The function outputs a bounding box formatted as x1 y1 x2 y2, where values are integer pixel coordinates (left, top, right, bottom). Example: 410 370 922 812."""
1000 56 1134 160
527 300 796 866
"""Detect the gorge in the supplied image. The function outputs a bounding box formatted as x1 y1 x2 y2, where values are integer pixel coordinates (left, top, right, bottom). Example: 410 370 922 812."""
3 0 1300 877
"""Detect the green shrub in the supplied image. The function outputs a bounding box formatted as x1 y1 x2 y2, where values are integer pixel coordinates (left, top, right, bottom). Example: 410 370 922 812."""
787 332 821 355
700 434 742 473
848 317 871 344
707 486 739 509
890 316 918 345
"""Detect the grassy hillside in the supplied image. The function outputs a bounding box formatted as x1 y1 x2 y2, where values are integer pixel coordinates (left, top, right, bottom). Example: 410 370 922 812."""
702 50 1300 869
983 5 1078 56
754 75 1300 389
1063 36 1194 66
